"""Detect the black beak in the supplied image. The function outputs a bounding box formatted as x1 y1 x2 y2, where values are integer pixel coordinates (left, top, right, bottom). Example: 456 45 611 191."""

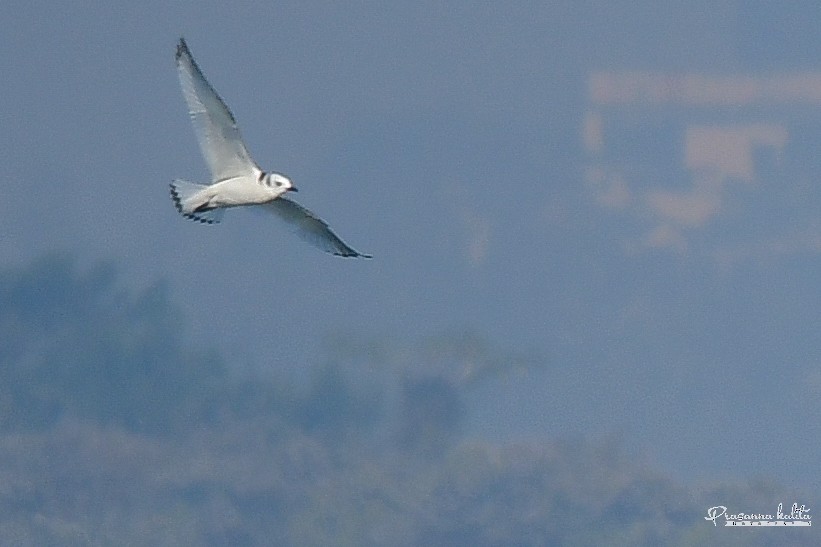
289 186 299 192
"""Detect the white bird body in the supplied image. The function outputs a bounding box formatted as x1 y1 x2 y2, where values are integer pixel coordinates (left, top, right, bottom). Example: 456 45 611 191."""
200 174 274 208
171 37 370 258
177 168 286 211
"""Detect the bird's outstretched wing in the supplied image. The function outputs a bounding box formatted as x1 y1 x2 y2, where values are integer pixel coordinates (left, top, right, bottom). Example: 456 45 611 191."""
176 37 257 182
264 198 372 258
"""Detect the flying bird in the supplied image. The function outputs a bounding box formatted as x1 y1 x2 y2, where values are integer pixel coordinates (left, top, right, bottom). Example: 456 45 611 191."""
171 37 371 258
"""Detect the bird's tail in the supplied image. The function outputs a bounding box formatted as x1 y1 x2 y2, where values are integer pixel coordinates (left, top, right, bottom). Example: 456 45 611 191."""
169 179 223 224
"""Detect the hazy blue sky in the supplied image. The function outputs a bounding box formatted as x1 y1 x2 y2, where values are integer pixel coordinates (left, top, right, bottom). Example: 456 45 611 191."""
2 0 820 499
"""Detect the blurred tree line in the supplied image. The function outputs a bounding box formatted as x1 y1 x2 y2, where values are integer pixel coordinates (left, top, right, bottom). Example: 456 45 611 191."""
0 255 814 546
0 254 224 433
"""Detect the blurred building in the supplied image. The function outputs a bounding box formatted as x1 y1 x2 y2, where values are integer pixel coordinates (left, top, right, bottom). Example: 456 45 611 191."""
582 71 821 256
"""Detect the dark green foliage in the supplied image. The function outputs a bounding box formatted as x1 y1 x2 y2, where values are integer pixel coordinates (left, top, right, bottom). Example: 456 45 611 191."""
396 375 462 457
295 362 383 438
0 255 814 545
0 423 814 546
0 254 226 434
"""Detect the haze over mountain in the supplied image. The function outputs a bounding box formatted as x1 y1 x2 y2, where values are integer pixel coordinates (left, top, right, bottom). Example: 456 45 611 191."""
1 1 819 542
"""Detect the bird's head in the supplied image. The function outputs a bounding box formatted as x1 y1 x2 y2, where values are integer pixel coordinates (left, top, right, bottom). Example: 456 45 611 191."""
265 172 298 195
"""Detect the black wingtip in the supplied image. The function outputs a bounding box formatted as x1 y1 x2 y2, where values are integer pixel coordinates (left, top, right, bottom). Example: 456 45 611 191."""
334 250 372 259
176 37 189 61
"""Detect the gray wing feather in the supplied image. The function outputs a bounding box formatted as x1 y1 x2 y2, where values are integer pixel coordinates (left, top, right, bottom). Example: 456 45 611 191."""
265 198 371 258
176 38 257 182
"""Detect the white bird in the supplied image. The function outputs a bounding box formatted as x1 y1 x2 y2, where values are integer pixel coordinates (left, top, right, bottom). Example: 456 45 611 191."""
171 37 371 258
